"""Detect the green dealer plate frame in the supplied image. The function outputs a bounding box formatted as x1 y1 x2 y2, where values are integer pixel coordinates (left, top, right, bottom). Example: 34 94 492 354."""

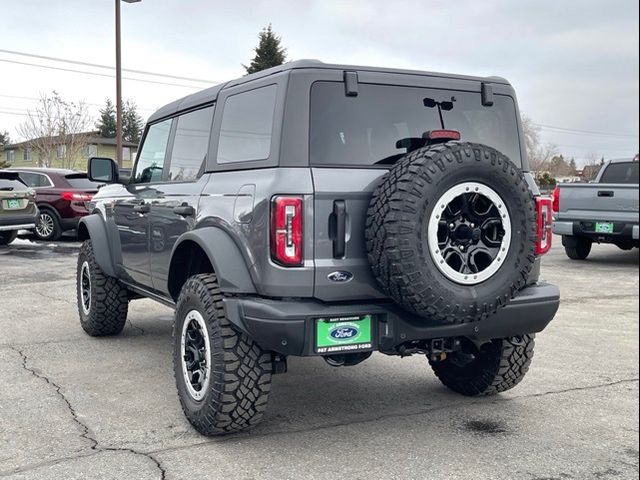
315 315 373 354
3 199 22 210
595 222 614 234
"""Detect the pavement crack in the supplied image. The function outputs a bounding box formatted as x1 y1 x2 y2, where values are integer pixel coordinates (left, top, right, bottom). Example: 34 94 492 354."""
9 346 98 450
127 319 145 336
6 347 166 480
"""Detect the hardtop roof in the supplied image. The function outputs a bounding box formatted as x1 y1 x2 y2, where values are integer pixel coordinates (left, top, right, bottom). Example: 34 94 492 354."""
147 59 511 123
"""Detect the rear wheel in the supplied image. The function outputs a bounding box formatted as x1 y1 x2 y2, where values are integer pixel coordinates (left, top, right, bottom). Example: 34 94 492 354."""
564 236 592 260
173 274 272 436
76 240 129 336
0 230 18 246
429 335 535 396
35 209 61 241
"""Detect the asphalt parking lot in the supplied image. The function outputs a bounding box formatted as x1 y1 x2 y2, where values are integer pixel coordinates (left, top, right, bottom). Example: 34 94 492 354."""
0 235 638 480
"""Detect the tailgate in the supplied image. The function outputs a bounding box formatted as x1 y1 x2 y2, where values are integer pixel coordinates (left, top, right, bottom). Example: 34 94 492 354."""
558 184 639 223
312 168 388 301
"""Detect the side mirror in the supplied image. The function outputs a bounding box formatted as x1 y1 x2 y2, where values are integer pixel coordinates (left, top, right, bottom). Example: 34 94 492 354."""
88 157 119 183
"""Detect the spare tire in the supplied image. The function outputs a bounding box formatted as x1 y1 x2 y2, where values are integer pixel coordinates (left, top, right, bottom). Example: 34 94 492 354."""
365 142 536 324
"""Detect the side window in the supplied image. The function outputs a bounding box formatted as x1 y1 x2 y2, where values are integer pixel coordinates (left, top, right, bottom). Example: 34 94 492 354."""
168 105 214 182
18 172 49 188
217 85 277 164
134 119 172 184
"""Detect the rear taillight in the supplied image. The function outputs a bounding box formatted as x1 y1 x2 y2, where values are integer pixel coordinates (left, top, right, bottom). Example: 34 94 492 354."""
271 196 303 267
551 187 560 213
535 197 553 255
61 192 93 202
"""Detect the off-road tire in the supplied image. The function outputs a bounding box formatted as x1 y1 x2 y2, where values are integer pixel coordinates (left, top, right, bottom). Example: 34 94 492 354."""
0 230 18 245
76 240 128 336
429 335 535 396
564 237 592 260
366 142 536 324
173 274 272 436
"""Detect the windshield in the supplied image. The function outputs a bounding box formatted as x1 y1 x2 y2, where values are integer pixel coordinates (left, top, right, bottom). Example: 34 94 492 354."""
310 82 522 168
600 162 639 184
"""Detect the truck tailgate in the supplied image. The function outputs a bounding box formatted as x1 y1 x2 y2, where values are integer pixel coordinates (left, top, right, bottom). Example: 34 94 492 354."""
558 184 639 223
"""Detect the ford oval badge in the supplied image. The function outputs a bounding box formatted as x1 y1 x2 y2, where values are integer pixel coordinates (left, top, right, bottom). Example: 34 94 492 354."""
327 271 353 283
330 325 359 340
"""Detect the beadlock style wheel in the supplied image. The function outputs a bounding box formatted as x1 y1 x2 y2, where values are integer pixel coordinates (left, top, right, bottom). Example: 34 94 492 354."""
180 310 212 401
427 182 512 285
80 261 91 315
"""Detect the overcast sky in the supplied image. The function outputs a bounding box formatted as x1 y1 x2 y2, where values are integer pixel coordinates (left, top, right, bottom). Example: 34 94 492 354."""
1 0 638 165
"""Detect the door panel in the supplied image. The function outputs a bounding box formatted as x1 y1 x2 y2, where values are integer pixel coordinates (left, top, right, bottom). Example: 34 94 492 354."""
148 179 208 294
112 185 153 286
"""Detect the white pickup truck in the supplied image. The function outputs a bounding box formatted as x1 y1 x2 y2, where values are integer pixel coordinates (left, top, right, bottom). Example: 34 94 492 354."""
552 158 639 260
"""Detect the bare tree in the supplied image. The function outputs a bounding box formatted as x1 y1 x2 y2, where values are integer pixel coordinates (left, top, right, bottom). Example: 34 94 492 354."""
521 114 558 173
17 92 92 169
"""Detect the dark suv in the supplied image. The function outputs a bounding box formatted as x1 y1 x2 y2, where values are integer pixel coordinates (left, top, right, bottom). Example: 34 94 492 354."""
76 60 560 436
7 168 101 240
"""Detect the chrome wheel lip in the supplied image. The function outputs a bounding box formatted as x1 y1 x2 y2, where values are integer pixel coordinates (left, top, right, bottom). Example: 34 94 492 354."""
36 213 54 238
180 310 212 401
427 182 512 285
80 261 91 315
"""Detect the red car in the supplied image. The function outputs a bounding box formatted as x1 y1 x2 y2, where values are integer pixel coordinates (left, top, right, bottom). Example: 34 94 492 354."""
6 168 103 241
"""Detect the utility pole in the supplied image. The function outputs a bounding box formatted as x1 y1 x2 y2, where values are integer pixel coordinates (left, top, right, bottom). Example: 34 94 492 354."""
115 0 141 167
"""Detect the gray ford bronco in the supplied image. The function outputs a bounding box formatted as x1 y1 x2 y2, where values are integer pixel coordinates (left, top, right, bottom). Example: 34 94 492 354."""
77 60 560 436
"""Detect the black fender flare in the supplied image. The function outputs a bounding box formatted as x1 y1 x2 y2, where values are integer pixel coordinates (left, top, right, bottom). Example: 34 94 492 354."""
169 228 257 294
77 214 117 278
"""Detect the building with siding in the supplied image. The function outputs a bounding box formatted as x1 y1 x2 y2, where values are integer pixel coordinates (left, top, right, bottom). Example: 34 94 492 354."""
1 133 138 169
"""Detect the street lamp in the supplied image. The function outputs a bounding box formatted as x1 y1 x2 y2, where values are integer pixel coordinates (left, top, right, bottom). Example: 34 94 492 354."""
115 0 141 167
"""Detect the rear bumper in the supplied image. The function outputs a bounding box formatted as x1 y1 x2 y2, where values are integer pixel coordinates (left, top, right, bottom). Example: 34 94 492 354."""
0 214 37 232
223 282 560 356
553 220 639 242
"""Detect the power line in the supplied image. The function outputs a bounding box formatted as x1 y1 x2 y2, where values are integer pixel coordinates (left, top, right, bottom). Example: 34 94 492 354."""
0 58 203 90
535 123 638 139
0 48 219 85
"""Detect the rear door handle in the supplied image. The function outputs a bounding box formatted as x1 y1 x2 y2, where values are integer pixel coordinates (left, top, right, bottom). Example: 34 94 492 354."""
598 191 614 197
173 205 195 217
332 200 346 258
132 203 150 214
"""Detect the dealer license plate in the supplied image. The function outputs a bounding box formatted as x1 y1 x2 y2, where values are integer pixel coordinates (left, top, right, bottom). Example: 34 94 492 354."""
3 199 22 210
315 315 373 354
595 222 614 234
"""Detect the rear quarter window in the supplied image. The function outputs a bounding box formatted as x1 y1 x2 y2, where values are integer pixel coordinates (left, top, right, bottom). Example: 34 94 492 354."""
310 82 522 168
217 85 278 164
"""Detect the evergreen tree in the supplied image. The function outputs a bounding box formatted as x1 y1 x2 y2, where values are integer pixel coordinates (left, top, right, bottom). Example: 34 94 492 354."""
0 130 10 147
569 158 577 175
123 100 144 144
95 99 117 138
244 24 287 74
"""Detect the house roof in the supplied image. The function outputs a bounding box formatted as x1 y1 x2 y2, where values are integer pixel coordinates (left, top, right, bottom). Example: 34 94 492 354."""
4 132 138 150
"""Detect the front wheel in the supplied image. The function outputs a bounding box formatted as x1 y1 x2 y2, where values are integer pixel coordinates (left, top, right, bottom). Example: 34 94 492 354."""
429 335 535 396
76 240 129 336
0 230 18 246
173 274 272 436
